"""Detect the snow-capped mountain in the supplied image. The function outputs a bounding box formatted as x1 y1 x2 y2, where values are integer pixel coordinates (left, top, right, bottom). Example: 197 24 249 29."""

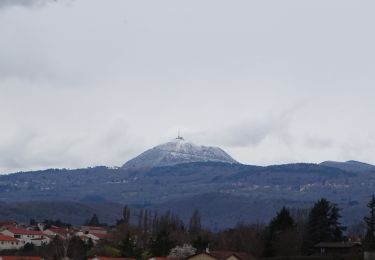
122 136 238 169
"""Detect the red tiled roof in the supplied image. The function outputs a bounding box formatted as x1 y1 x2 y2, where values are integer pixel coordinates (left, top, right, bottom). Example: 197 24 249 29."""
149 257 178 260
187 251 258 260
82 226 106 230
6 228 44 236
0 235 18 242
0 257 42 260
87 257 134 260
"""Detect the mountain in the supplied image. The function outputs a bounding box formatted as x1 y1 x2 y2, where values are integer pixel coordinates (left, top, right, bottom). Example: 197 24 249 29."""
320 160 375 173
1 157 375 228
122 136 238 169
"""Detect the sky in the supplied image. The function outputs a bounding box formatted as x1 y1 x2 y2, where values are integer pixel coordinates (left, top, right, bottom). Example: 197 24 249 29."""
0 0 375 173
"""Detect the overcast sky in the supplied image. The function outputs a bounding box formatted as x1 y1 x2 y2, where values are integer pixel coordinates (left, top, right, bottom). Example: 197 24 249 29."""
0 0 375 173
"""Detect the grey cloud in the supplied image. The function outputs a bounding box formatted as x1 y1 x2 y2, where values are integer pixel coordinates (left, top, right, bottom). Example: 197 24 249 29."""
0 0 56 8
0 131 39 170
0 116 143 173
338 138 375 163
0 129 83 173
0 0 123 85
1 1 375 172
188 110 294 149
304 136 334 149
223 120 283 147
223 114 293 148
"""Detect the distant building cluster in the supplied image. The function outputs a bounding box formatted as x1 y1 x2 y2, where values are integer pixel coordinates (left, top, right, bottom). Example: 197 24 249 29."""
0 221 112 258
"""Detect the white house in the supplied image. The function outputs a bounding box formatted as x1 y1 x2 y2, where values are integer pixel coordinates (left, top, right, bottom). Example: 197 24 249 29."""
1 227 49 246
0 234 23 250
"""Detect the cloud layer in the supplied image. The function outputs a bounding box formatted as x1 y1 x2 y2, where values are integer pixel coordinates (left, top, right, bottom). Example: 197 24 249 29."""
1 0 375 173
0 0 57 8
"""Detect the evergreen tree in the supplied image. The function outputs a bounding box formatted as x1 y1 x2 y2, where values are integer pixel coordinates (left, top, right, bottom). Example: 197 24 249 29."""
141 209 150 249
264 206 295 257
364 195 375 251
189 210 202 235
307 198 331 244
123 205 131 225
88 214 100 226
269 207 295 232
138 209 144 229
329 205 345 241
303 198 346 254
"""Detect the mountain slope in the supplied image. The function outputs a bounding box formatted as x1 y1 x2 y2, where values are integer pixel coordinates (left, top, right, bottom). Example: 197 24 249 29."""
0 161 374 227
0 201 122 225
320 160 375 173
153 192 312 230
122 137 238 169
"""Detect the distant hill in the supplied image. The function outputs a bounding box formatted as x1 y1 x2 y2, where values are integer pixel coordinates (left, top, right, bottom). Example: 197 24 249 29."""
0 160 374 228
320 160 375 173
2 138 374 228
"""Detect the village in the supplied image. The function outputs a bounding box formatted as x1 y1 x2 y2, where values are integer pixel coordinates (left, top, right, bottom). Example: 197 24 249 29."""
0 220 112 250
0 218 364 260
0 197 374 260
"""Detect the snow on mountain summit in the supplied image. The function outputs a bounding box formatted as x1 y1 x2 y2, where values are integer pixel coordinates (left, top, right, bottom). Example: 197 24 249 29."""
122 137 238 169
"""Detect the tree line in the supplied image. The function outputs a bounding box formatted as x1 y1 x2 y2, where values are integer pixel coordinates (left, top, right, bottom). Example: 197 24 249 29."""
91 196 375 258
3 196 375 259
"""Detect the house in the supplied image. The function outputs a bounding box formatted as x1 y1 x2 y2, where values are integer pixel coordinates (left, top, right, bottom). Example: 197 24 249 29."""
149 258 177 260
1 228 49 246
314 242 362 259
79 232 112 245
0 235 23 250
81 226 107 235
77 227 111 245
186 251 258 260
88 233 112 240
0 257 43 260
87 257 135 260
148 257 178 260
42 226 70 239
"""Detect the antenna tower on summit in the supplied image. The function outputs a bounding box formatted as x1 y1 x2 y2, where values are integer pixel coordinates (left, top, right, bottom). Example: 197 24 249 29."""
176 129 184 140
